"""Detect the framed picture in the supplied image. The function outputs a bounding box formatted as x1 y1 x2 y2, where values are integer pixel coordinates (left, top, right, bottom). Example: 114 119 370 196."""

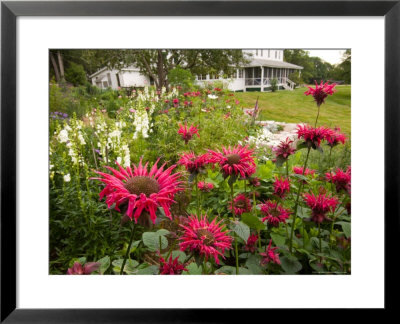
1 0 398 321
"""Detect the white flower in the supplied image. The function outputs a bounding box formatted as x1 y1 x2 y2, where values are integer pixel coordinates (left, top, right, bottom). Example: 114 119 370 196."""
58 129 69 143
227 105 231 109
208 94 218 100
78 133 86 145
49 164 54 170
63 174 71 182
116 156 122 164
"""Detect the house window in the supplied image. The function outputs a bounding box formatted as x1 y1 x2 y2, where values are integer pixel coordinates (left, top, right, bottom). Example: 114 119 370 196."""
256 49 258 56
238 69 244 78
275 51 277 59
198 74 207 80
102 81 108 88
261 49 263 56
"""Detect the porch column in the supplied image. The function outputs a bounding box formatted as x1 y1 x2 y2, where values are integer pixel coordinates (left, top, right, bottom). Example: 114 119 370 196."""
260 66 264 92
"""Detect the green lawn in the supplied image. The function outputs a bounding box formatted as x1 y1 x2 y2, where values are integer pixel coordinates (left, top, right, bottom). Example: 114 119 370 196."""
235 85 351 136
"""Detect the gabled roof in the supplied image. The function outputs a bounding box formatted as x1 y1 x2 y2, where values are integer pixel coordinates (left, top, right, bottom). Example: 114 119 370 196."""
89 67 108 78
244 58 303 70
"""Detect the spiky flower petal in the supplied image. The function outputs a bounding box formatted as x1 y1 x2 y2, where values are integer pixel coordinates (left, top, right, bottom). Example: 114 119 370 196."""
260 200 291 227
179 215 232 264
260 240 281 265
92 159 182 224
303 191 339 224
305 80 337 106
159 254 188 275
228 194 251 216
178 123 199 144
208 144 256 179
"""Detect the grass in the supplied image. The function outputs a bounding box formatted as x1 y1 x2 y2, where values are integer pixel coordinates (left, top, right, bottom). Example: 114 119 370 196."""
235 85 351 136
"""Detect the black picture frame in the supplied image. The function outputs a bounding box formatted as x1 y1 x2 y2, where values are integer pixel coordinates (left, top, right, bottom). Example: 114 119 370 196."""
1 0 398 321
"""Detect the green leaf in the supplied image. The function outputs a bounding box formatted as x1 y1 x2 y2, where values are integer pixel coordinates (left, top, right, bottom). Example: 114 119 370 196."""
170 250 187 263
296 141 308 150
270 233 286 246
136 265 159 275
156 229 170 236
183 262 202 275
214 266 236 275
112 259 139 274
142 231 168 252
275 156 286 167
97 256 110 275
233 221 250 242
335 221 351 238
241 213 266 230
280 255 302 274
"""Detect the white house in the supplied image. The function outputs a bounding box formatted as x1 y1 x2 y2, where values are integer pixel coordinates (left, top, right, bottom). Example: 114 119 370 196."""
89 49 303 92
89 66 153 89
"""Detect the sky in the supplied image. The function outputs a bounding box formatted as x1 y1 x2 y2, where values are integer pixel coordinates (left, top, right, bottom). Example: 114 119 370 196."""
306 49 347 65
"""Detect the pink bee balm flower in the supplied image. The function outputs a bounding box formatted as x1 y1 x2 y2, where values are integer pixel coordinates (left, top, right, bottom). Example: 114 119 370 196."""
208 145 256 179
228 194 251 216
178 123 200 144
260 240 281 265
92 159 183 225
296 124 333 148
325 127 347 147
305 80 337 107
179 215 233 264
178 152 209 175
303 192 339 224
173 98 179 107
244 234 258 253
159 254 188 275
272 137 296 161
273 176 290 198
197 181 214 192
67 261 100 275
326 167 351 193
293 166 315 176
260 200 291 227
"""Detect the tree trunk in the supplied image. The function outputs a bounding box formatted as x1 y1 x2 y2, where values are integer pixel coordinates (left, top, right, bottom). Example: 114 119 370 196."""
157 50 165 91
57 51 65 82
49 51 60 82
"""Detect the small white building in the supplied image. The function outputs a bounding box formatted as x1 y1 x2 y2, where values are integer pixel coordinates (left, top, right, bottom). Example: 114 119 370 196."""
89 66 152 89
89 49 303 92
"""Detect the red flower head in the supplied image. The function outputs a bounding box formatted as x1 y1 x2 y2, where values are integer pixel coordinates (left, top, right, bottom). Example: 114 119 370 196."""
249 177 261 187
92 159 183 225
67 261 100 275
293 166 316 176
198 181 214 192
159 254 188 275
178 123 200 144
326 167 351 194
273 176 290 198
305 80 337 106
229 194 252 216
244 234 258 253
179 215 233 264
173 98 179 107
296 124 332 148
304 192 339 224
260 200 291 227
272 137 296 161
208 145 256 179
325 127 347 147
260 240 281 265
178 152 209 175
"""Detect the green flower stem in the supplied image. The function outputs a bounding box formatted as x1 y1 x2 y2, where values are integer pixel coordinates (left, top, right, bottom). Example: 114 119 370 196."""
120 222 136 275
194 176 201 217
285 159 289 178
230 182 239 275
234 235 239 275
318 223 322 263
314 104 321 127
288 146 311 254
